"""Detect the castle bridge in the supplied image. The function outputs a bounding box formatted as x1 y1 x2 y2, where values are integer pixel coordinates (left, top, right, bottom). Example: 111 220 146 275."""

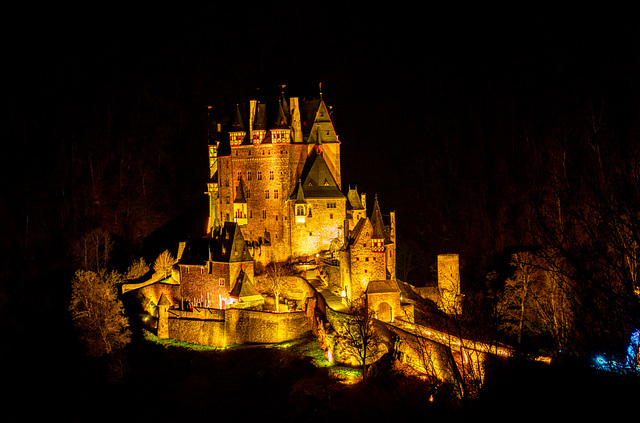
304 271 515 388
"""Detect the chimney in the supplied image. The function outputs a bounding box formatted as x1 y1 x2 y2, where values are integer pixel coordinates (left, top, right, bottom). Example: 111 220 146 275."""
290 97 302 143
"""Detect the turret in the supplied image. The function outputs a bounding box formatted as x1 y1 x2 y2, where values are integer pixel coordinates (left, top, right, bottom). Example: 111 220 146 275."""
233 178 248 226
230 104 246 147
370 195 385 254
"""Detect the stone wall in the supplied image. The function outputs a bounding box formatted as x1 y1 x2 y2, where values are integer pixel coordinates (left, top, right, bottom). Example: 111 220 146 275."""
290 198 346 258
165 307 311 348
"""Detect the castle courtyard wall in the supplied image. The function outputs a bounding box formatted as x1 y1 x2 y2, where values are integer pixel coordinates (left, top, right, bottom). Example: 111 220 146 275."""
166 307 311 347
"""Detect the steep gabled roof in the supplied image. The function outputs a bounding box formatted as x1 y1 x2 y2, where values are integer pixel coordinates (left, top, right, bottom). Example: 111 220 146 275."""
231 104 245 132
347 186 364 210
178 222 252 265
307 101 339 145
234 178 247 203
294 181 306 204
370 195 385 240
298 153 344 199
229 270 263 302
348 216 372 246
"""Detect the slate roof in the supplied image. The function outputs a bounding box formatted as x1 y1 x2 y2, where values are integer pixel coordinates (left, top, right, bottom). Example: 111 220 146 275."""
229 270 263 301
347 186 364 210
178 222 252 265
290 152 344 199
234 178 247 203
367 279 401 294
370 196 386 240
307 101 339 145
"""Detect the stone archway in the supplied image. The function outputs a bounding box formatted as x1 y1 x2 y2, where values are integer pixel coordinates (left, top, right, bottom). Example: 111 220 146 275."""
376 301 393 322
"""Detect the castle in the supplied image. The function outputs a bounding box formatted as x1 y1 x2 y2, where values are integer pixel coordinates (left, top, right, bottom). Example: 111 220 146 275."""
204 88 399 309
125 87 461 348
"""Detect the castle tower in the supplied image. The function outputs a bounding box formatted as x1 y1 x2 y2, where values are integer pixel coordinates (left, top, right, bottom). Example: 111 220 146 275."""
209 89 346 264
233 178 248 226
157 293 171 339
206 102 222 234
437 254 462 314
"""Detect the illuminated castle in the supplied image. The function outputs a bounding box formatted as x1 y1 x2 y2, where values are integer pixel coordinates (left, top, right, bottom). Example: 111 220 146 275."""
124 87 462 349
203 88 399 310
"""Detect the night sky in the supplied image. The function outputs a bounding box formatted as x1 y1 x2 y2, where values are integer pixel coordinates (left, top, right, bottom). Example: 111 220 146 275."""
2 6 639 282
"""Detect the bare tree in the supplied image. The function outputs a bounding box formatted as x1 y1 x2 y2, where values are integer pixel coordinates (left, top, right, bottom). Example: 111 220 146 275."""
124 257 149 280
263 261 292 312
336 298 383 381
71 228 114 272
69 269 131 357
153 250 176 279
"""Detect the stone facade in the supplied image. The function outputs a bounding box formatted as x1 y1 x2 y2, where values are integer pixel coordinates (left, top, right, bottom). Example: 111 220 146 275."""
207 95 345 264
162 307 311 348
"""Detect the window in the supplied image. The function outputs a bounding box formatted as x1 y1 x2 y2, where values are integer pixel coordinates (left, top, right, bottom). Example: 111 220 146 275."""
219 278 225 286
246 188 251 198
249 210 253 218
247 171 252 181
265 190 269 199
257 171 262 180
296 206 305 216
237 172 241 181
330 213 333 219
262 210 267 219
327 202 336 208
269 170 274 180
274 189 279 199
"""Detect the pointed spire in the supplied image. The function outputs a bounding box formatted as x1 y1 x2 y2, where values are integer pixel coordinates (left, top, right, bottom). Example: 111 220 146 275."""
232 103 245 131
276 97 288 127
234 178 247 203
371 194 385 241
295 181 306 204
